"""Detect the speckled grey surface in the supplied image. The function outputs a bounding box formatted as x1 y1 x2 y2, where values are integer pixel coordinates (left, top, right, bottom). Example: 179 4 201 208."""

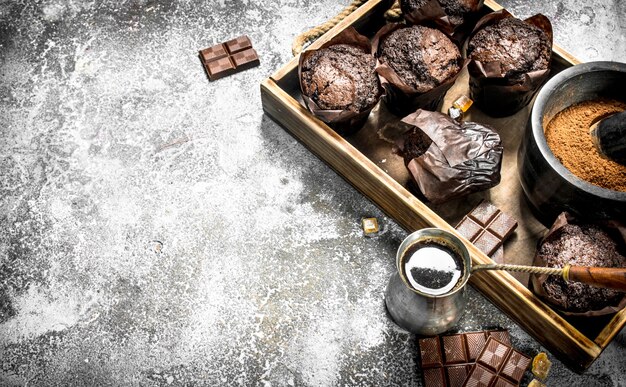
0 0 625 386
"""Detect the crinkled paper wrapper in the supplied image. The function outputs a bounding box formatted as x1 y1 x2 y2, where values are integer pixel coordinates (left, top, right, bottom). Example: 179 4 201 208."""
530 212 626 317
402 0 484 44
298 27 381 136
467 10 553 117
372 23 468 117
396 109 503 203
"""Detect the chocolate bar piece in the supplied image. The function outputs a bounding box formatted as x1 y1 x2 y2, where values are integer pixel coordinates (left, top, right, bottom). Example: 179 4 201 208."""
418 330 510 387
199 35 260 81
463 337 530 387
456 200 517 261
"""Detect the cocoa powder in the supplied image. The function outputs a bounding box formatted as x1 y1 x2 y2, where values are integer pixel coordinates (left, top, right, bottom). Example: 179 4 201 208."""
545 99 626 192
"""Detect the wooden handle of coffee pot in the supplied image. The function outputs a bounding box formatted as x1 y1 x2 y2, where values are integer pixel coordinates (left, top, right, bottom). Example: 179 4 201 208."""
470 263 626 291
566 265 626 292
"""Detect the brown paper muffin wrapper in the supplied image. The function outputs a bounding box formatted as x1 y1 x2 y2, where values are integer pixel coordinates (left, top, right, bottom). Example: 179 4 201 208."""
401 0 484 44
372 23 468 117
396 109 503 203
298 27 382 136
467 10 553 117
530 212 626 317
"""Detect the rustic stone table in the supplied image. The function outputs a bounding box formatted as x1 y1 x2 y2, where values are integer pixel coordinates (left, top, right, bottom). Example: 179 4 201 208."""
1 0 624 385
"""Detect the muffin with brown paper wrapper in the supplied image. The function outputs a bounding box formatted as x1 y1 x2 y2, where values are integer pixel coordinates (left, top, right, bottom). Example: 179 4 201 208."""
395 109 503 203
530 212 626 317
400 0 484 43
299 27 382 136
373 23 467 117
466 10 553 117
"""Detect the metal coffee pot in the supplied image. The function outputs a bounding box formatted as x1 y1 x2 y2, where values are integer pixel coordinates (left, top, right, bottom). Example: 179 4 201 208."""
384 228 471 335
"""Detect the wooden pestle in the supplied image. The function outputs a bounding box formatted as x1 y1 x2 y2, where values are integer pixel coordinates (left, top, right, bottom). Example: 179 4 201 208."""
565 266 626 292
589 110 626 165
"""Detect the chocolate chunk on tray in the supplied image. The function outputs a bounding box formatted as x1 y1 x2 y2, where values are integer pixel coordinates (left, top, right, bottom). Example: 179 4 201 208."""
456 200 517 260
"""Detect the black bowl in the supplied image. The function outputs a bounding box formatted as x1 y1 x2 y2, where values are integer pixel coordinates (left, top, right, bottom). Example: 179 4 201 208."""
518 61 626 225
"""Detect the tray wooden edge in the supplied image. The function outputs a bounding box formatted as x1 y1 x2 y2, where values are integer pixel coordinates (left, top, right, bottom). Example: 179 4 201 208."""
595 307 626 346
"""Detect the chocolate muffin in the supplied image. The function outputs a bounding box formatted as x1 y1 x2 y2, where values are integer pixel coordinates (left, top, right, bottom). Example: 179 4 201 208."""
467 17 551 82
401 0 481 27
300 44 381 112
378 25 461 93
537 224 626 313
398 110 503 203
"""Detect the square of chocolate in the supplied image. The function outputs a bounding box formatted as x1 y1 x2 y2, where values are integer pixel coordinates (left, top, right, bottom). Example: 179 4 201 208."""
501 350 531 382
224 35 253 54
230 48 260 71
443 334 468 364
456 217 482 241
446 365 470 386
473 230 501 256
468 200 499 226
487 330 511 346
465 332 488 362
200 43 228 63
464 364 496 387
477 338 509 372
423 367 446 387
419 337 443 368
205 56 236 81
487 212 517 240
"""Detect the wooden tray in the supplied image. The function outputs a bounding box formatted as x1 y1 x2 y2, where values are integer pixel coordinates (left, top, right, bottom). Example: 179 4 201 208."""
260 0 626 372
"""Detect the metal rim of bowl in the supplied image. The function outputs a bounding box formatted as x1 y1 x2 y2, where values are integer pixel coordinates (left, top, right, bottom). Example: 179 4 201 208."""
395 228 471 298
531 61 626 201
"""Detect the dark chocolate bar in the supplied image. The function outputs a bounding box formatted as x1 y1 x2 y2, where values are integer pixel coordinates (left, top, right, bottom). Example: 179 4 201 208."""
199 35 260 81
463 337 531 387
456 200 517 261
418 330 510 387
